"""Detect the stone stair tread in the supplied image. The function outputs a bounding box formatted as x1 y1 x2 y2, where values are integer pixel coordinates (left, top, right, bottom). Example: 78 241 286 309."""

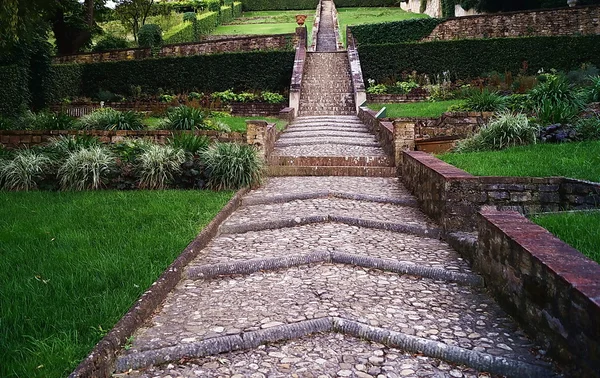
267 165 397 177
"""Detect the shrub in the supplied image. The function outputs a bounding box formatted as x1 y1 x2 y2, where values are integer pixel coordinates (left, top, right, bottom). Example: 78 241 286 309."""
211 89 237 103
535 98 581 125
456 112 539 152
233 2 242 17
261 91 285 104
0 65 30 117
18 111 76 130
463 89 507 112
220 6 233 24
587 75 600 103
136 144 186 189
160 105 205 130
235 92 258 103
358 36 600 84
78 108 144 130
567 64 599 87
0 150 52 191
112 138 155 163
202 143 264 190
44 64 82 104
351 18 442 46
575 116 600 141
183 12 197 23
92 35 130 52
529 75 584 125
47 135 102 156
58 146 116 190
138 24 163 49
163 11 219 44
168 132 210 154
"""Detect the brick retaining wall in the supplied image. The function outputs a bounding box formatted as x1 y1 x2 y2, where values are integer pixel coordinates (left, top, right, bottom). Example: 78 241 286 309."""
52 34 296 64
474 208 600 377
424 5 600 41
402 151 600 231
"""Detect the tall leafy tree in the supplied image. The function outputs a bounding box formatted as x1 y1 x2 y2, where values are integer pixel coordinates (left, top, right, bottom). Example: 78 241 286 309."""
114 0 155 42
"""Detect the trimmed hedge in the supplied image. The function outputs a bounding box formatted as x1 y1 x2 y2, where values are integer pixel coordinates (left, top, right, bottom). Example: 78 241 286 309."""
335 0 398 6
0 65 30 116
358 35 600 82
164 11 219 44
44 64 83 103
48 50 295 97
242 0 397 10
233 2 243 17
220 5 233 24
350 19 442 45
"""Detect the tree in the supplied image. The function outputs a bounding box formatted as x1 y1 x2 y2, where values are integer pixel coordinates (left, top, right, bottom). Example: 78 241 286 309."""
114 0 155 42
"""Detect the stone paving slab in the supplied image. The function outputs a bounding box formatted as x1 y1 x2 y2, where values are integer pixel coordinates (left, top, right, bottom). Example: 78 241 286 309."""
272 145 389 157
193 223 471 272
221 198 438 230
117 333 494 378
124 264 537 364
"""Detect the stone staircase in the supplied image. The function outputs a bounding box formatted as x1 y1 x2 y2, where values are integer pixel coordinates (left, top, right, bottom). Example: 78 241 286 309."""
316 0 338 52
268 115 396 177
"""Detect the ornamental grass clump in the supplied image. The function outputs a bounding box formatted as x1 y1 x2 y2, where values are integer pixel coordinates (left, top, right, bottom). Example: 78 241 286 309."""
78 108 144 131
58 146 115 190
168 132 210 155
0 150 52 191
463 89 507 112
160 105 205 130
136 144 186 189
202 142 264 190
456 111 539 152
529 74 584 125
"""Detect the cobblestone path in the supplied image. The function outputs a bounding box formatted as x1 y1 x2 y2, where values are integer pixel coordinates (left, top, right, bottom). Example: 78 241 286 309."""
316 0 338 52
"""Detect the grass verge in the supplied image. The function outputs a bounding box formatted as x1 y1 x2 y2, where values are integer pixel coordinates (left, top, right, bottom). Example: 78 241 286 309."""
213 10 314 37
368 100 463 118
531 211 600 264
438 141 600 183
216 116 286 133
0 190 233 378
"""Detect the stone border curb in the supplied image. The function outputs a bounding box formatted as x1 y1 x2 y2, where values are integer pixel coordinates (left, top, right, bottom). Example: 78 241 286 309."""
242 191 418 207
115 317 554 378
186 250 484 287
219 215 441 239
68 188 250 378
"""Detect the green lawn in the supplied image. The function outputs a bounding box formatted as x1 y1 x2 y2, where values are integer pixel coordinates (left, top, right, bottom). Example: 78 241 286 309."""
0 190 233 378
368 100 463 118
216 116 286 133
212 10 314 37
337 7 428 44
531 211 600 264
439 141 600 183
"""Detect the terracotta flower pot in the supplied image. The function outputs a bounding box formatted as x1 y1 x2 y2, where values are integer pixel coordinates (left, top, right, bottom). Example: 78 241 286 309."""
295 14 308 26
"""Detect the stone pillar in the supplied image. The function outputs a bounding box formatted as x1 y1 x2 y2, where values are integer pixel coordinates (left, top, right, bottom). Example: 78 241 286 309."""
393 120 416 167
246 120 269 159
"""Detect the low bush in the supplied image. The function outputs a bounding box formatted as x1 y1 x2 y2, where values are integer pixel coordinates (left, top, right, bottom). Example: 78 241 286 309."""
18 111 76 130
163 11 219 44
587 75 600 103
261 91 285 104
58 146 116 191
136 144 186 189
456 111 539 152
0 150 52 191
160 105 205 130
220 6 233 24
138 24 163 49
202 143 264 190
575 115 600 141
47 135 102 156
529 74 584 125
350 18 442 45
77 108 144 131
168 132 211 155
92 35 130 52
233 2 242 17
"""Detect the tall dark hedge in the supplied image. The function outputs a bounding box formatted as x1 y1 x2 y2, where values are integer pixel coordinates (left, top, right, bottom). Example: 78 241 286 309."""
0 65 30 116
47 51 295 99
350 19 442 45
241 0 397 11
358 35 600 82
44 64 83 103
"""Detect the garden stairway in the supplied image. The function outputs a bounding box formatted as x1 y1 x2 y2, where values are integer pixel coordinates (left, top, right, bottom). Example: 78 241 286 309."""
114 177 556 378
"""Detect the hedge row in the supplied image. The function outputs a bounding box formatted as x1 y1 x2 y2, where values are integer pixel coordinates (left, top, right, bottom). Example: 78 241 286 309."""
164 11 219 44
350 18 442 45
46 50 295 98
358 35 600 82
241 0 396 11
233 2 243 17
220 5 233 24
0 65 30 116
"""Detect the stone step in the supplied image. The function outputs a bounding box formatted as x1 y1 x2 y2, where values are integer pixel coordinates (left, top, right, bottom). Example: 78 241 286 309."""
275 138 380 149
281 130 371 138
268 155 394 167
298 111 357 116
268 165 397 177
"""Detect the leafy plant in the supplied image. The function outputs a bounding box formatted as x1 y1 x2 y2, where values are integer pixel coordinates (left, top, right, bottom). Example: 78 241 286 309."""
463 89 507 112
0 150 52 191
535 98 581 125
567 64 599 87
235 92 258 103
160 106 205 130
159 94 177 103
22 111 76 130
188 91 203 100
587 75 600 103
92 35 130 52
211 89 237 103
78 108 144 131
261 91 285 104
202 143 264 190
138 24 163 49
136 144 186 189
168 132 210 155
47 135 102 156
575 115 600 141
58 146 116 191
112 138 155 163
456 111 539 152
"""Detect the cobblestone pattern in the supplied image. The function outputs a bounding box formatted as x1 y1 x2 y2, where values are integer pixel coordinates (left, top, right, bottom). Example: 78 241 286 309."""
316 0 338 52
121 333 495 378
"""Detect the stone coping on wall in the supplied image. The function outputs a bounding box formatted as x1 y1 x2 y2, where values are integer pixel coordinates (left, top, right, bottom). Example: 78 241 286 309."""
52 33 297 64
474 208 600 377
347 28 366 112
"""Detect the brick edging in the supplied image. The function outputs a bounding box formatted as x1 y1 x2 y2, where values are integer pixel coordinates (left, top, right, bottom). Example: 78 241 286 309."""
68 187 250 378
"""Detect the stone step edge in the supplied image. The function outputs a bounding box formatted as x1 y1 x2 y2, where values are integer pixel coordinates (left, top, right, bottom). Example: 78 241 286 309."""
242 191 417 207
268 156 393 167
275 140 380 148
115 317 553 378
187 250 483 287
219 215 440 239
267 166 396 177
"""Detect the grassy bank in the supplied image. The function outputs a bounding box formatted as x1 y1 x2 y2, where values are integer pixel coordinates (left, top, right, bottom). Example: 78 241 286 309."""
0 190 232 377
368 100 463 118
